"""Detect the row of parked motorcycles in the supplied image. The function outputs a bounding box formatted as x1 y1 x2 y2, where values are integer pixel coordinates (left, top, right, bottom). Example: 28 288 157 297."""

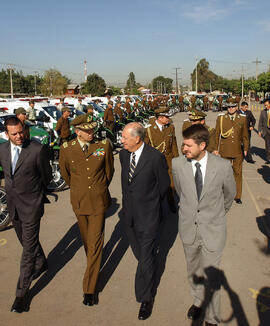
0 105 156 231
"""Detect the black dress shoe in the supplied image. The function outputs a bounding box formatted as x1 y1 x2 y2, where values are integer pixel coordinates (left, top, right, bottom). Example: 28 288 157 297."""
234 199 242 204
33 262 48 280
83 293 98 306
205 322 217 326
11 297 26 313
138 300 153 320
187 305 202 320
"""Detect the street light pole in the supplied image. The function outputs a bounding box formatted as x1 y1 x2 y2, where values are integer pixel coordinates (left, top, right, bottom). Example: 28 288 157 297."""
195 57 198 93
8 64 14 99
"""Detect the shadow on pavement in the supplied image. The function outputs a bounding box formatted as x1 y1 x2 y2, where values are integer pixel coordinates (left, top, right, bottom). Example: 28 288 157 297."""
105 197 120 219
152 208 179 297
251 146 267 161
27 222 82 303
256 209 270 255
97 210 129 292
257 165 270 184
189 267 250 326
257 287 270 326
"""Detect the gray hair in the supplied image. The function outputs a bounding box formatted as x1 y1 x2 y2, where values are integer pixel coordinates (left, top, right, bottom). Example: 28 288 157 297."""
126 122 145 140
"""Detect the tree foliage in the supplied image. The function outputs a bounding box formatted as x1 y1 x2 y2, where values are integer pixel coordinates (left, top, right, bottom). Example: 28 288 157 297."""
152 76 173 93
41 69 69 96
82 73 106 96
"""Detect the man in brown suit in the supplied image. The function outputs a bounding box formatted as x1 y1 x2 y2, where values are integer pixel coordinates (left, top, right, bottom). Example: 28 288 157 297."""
114 101 124 122
182 108 216 153
144 105 179 212
214 100 249 204
55 107 71 144
59 114 114 306
103 100 114 131
124 97 132 116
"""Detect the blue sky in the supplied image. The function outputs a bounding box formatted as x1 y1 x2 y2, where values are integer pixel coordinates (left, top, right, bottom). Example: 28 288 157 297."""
1 0 270 87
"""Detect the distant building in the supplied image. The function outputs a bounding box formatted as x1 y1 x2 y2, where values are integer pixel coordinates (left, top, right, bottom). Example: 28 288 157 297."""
138 87 150 94
65 84 81 95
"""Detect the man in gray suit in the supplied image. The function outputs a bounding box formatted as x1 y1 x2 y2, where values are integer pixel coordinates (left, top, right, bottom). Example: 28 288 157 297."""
258 97 270 163
0 117 52 313
172 124 236 326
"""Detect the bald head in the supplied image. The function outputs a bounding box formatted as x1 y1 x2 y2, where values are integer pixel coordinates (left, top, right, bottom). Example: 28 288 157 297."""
121 122 145 152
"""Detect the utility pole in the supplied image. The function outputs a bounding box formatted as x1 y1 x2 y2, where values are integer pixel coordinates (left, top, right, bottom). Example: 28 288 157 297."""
195 57 198 93
252 58 262 80
241 65 244 99
173 67 181 94
84 60 87 82
34 71 38 96
8 64 14 99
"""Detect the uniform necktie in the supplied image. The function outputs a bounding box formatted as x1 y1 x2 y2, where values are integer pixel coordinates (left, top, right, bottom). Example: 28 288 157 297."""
195 162 203 200
82 144 88 155
12 146 20 174
128 152 136 183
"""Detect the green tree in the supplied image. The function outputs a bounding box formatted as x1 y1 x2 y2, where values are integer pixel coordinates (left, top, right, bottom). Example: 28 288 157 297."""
257 72 270 95
191 58 219 92
125 72 137 93
108 86 122 95
152 76 173 93
82 73 106 96
41 69 68 96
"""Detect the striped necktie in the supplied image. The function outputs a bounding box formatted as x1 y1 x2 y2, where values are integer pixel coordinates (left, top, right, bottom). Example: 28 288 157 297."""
128 152 136 183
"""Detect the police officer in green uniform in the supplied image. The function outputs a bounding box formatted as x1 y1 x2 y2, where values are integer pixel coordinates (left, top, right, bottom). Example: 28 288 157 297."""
59 114 114 306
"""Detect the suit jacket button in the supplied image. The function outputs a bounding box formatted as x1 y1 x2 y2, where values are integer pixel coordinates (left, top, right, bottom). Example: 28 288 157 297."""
195 221 197 225
197 210 200 213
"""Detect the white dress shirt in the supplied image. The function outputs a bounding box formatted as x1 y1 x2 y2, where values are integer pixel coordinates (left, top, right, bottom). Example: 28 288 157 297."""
155 120 163 131
130 142 145 165
191 151 208 184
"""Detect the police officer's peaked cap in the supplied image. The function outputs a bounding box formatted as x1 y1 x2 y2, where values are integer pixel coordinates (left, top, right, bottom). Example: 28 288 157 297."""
225 98 238 108
86 104 94 110
15 107 27 115
61 107 71 112
71 114 97 130
188 108 207 120
155 105 173 117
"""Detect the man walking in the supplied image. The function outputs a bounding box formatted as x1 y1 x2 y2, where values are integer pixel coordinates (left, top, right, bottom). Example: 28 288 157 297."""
120 122 170 320
59 114 114 306
172 124 236 326
55 107 71 144
0 117 52 313
238 101 256 163
258 97 270 164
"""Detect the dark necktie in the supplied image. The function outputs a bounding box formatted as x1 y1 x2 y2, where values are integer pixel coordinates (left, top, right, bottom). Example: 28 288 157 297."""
82 144 88 155
195 162 203 200
128 152 136 183
12 146 20 175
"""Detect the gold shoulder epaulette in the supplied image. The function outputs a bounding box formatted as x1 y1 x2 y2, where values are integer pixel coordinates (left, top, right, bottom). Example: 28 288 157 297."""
239 114 246 117
183 119 189 122
63 142 68 148
71 140 76 146
102 139 107 144
208 127 213 131
218 113 225 116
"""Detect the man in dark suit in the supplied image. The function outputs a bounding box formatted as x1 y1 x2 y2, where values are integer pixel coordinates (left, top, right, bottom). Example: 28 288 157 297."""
258 98 270 163
238 101 256 163
120 122 170 320
0 117 52 313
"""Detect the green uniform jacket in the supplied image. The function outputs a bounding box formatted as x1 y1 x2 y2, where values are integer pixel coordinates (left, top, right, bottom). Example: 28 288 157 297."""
215 113 249 158
59 138 114 215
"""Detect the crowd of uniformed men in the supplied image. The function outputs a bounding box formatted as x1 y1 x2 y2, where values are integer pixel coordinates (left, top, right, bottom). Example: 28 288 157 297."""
7 91 270 325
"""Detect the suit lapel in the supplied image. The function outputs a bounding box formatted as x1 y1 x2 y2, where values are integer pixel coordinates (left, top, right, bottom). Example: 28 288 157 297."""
131 144 148 179
14 140 30 174
200 153 216 200
3 141 12 177
185 158 197 198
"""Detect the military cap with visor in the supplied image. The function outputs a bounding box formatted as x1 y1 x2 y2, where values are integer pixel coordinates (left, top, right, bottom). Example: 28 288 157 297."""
155 105 173 117
188 108 207 121
15 107 27 115
71 113 97 130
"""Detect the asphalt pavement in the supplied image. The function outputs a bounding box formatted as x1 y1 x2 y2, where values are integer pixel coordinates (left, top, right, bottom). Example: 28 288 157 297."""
1 106 270 326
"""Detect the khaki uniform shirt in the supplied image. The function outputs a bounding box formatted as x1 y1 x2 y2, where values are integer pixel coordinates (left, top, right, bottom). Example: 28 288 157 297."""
215 113 249 158
104 107 114 122
55 116 71 139
59 138 114 215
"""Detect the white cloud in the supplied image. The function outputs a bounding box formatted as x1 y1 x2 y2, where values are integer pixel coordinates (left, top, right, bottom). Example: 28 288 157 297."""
184 3 227 23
